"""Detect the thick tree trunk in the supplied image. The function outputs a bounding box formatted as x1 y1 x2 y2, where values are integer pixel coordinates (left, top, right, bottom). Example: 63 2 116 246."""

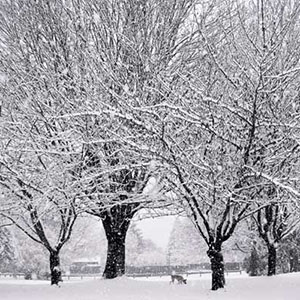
103 231 126 279
49 250 62 285
101 204 136 279
207 248 225 290
267 244 276 276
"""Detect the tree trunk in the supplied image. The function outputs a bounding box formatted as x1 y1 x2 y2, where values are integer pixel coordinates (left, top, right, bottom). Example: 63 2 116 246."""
49 250 62 285
267 244 276 276
289 248 299 272
248 246 260 276
103 231 126 279
207 248 225 290
101 204 136 279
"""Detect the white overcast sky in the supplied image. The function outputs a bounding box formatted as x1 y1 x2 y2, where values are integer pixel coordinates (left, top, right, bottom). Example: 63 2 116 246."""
135 215 176 250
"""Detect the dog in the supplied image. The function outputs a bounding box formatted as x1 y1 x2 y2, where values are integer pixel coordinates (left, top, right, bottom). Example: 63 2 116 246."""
170 274 187 284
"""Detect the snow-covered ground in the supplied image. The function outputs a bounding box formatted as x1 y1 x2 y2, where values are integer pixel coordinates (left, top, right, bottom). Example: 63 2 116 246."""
0 272 299 300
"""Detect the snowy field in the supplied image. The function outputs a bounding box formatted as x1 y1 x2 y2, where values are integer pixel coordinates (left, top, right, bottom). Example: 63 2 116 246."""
0 272 299 300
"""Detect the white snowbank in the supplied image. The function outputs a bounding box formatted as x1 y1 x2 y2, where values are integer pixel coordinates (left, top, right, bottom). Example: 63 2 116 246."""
0 272 299 300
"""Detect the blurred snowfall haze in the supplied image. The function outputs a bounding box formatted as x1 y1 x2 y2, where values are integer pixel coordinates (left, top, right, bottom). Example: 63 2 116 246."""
133 176 180 250
135 214 177 250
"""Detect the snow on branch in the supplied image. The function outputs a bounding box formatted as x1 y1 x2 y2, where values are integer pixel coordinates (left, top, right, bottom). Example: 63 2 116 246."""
246 166 300 198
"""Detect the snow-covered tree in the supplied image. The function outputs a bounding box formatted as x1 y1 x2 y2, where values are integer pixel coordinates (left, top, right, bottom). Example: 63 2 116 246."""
167 217 207 266
0 227 17 273
279 230 300 273
13 229 49 278
60 216 105 268
1 0 300 292
0 0 90 285
113 0 300 290
245 242 265 277
132 239 166 266
125 222 144 266
64 0 199 279
0 0 173 281
254 201 299 276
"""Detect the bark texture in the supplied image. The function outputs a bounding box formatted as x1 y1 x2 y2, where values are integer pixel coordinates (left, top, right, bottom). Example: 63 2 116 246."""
267 244 276 276
49 250 62 285
207 248 225 290
102 204 137 279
